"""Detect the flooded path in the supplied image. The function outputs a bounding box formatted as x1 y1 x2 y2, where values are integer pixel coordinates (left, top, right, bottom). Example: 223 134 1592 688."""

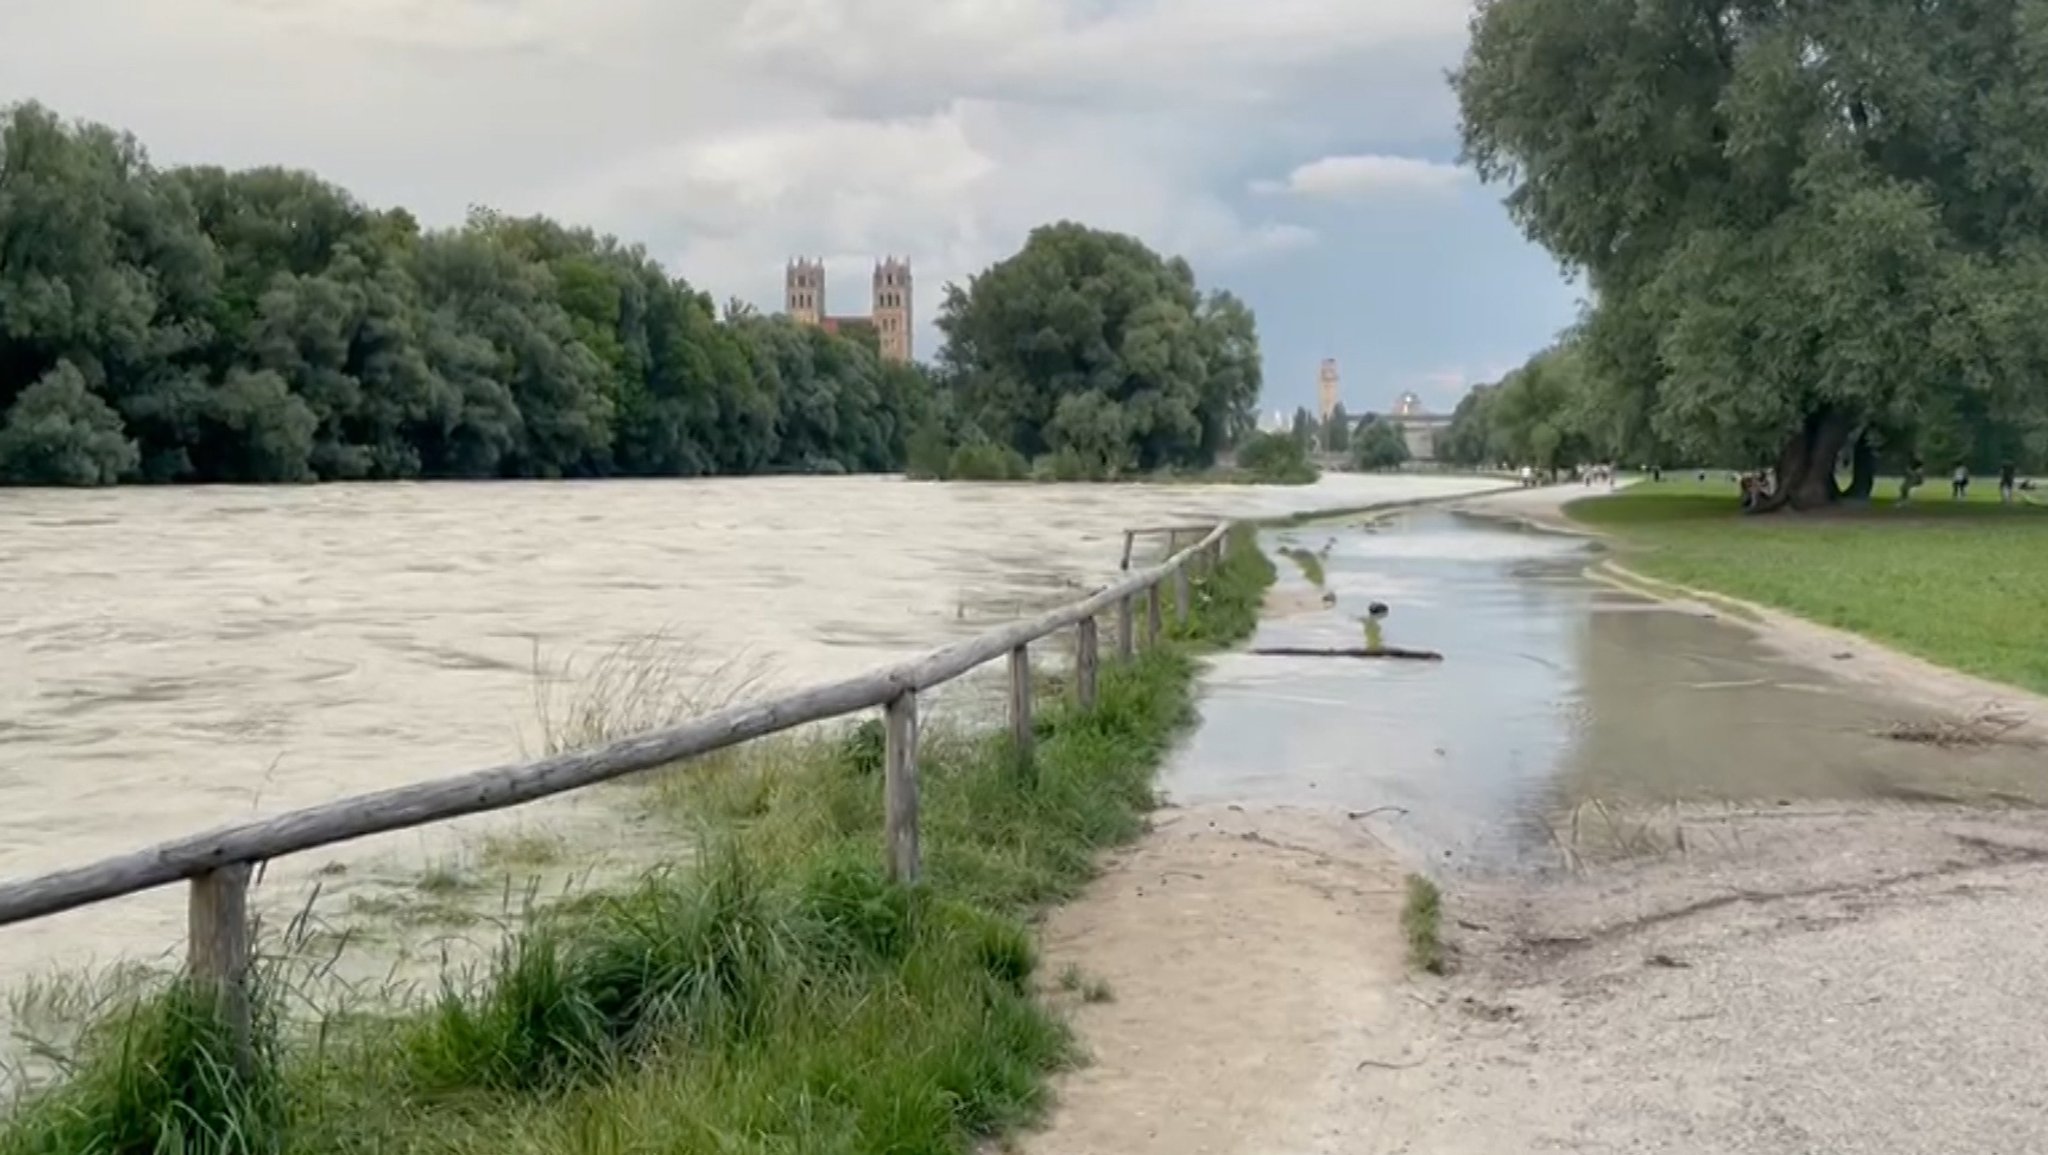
1166 510 2042 872
1028 500 2048 1155
0 473 1497 1032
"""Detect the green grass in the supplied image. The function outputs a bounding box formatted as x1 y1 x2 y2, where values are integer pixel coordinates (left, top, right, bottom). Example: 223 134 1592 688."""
1400 875 1445 975
1276 546 1325 587
1569 480 2048 694
0 527 1276 1155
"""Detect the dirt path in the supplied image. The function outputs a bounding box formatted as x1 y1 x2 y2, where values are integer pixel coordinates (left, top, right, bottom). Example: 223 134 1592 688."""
1021 804 1412 1155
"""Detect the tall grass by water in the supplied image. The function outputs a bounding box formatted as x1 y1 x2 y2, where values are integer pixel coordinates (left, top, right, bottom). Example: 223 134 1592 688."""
1569 481 2048 694
0 529 1275 1155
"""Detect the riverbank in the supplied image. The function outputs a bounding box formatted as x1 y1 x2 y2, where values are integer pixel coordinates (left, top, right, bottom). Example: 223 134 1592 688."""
0 531 1278 1154
1452 481 2048 739
1569 480 2048 696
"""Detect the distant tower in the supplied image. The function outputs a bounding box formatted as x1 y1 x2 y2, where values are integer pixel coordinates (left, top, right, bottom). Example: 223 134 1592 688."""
872 257 913 363
1395 391 1423 417
1317 359 1341 422
785 258 825 325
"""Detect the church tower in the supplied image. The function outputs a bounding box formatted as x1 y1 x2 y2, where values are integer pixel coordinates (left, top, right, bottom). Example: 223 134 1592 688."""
872 257 913 364
785 258 825 325
1317 359 1341 422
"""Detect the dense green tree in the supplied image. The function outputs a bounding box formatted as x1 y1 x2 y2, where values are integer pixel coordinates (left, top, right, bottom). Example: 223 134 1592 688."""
1290 407 1318 447
1439 339 1615 472
1351 417 1411 472
1439 385 1499 468
1324 402 1351 453
933 222 1262 476
1233 429 1317 484
0 362 140 484
1458 0 2048 510
0 102 936 486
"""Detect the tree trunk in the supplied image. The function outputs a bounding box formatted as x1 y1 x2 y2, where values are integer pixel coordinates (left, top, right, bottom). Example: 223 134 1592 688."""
1749 409 1853 514
1842 432 1877 502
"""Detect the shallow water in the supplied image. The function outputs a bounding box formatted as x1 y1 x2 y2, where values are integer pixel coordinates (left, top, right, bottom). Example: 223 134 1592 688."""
1165 511 2048 873
0 473 1497 1022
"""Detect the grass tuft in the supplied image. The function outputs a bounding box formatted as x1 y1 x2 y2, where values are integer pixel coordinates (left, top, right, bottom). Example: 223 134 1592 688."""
2 525 1275 1155
1401 874 1447 975
1277 545 1325 587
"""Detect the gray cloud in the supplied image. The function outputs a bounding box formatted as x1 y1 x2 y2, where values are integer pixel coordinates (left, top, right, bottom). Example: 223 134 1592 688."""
2 0 1475 356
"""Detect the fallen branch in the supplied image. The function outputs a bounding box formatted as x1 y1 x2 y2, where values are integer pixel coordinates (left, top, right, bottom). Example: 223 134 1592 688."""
1252 646 1444 661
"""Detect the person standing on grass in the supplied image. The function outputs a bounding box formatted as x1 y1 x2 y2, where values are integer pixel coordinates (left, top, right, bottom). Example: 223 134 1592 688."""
1953 463 1970 500
1901 458 1924 503
2001 461 2016 504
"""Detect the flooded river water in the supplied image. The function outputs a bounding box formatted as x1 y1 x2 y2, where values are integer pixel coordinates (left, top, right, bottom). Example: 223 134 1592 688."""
1168 511 2047 873
0 473 1494 1028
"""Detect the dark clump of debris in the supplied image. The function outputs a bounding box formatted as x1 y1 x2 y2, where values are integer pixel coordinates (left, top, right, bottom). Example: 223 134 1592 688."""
1877 707 2036 749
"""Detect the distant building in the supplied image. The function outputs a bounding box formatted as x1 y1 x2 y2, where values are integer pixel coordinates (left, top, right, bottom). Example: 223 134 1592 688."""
783 256 914 363
1317 359 1341 422
1384 390 1451 460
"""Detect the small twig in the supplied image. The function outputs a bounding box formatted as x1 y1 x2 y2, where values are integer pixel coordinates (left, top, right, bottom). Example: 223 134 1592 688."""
1347 805 1409 821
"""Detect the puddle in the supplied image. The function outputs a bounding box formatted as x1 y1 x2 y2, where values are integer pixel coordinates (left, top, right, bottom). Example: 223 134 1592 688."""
1165 511 2048 872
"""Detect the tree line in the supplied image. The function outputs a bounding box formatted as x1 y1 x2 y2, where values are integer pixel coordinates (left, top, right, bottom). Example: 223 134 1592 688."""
1454 0 2048 509
0 104 1266 487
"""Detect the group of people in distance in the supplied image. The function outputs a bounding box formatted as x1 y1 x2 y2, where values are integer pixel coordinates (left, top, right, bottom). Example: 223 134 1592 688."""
1899 460 2031 504
1520 461 2034 507
1707 461 2035 510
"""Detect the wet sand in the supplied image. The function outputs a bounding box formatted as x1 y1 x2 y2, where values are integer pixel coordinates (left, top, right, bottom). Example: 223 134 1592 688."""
1023 490 2048 1154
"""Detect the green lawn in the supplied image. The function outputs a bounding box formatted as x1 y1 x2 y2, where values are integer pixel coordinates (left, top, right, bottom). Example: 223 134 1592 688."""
1567 479 2048 695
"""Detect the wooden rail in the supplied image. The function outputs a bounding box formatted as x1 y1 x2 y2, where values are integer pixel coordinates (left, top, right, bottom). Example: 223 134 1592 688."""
0 521 1233 1059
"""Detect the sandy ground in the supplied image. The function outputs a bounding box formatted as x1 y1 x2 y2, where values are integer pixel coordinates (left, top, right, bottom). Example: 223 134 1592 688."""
1021 804 1413 1155
1021 482 2048 1154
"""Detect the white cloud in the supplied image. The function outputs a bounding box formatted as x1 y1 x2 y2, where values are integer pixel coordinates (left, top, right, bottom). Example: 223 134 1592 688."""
1253 154 1470 200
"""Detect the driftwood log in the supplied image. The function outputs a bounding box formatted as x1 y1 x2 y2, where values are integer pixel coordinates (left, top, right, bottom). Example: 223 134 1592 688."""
1251 646 1445 661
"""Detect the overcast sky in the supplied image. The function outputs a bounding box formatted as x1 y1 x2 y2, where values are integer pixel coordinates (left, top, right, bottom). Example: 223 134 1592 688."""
2 0 1583 416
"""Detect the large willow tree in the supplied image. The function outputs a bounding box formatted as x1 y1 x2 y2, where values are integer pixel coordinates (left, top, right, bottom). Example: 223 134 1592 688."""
1457 0 2048 510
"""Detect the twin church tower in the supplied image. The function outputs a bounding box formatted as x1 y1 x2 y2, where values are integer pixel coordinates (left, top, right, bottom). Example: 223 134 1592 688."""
783 257 914 364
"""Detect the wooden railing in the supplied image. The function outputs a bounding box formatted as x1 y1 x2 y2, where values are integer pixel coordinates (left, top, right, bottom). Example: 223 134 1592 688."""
0 521 1234 1065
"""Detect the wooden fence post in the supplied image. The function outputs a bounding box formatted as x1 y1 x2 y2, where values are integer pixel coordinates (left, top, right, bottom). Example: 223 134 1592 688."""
1075 617 1099 709
188 864 255 1075
1008 644 1034 767
1173 566 1190 624
1146 583 1163 647
1117 595 1136 661
884 692 920 883
1120 530 1136 571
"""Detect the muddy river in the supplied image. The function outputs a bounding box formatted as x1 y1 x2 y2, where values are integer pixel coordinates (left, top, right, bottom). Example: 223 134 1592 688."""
1169 511 2046 872
0 473 1495 1036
